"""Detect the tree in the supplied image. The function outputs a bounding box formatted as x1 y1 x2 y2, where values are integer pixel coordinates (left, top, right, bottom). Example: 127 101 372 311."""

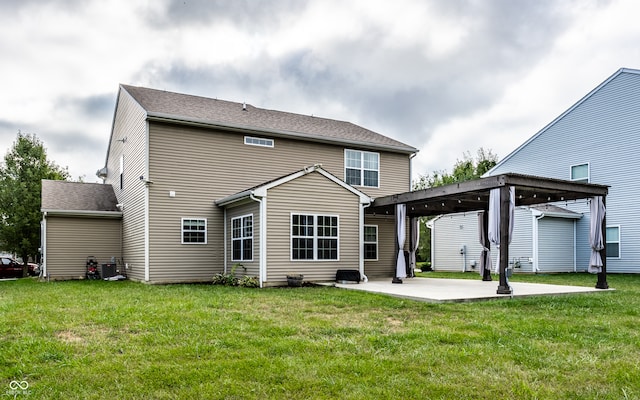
0 132 69 276
412 148 498 264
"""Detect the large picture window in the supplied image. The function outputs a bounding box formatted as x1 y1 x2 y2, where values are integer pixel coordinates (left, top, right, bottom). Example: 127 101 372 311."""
606 226 620 258
182 218 207 244
345 149 379 187
291 214 339 261
232 215 253 261
364 225 378 260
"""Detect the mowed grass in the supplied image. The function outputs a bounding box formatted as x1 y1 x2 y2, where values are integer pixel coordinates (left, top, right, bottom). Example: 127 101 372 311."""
1 274 639 399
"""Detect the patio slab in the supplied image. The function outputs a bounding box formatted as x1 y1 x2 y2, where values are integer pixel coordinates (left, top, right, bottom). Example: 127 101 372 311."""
334 277 613 303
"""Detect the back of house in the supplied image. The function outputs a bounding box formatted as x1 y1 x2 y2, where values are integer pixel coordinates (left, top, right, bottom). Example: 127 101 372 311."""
42 84 417 284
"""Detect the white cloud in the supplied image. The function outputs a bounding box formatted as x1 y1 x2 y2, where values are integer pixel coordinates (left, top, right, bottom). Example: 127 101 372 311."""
1 0 639 184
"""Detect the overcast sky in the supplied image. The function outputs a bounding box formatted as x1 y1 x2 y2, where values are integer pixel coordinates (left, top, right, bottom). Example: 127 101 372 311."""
1 0 639 183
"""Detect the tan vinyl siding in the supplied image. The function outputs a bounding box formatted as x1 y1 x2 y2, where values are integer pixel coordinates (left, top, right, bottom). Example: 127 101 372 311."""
147 122 406 282
363 215 397 278
264 172 361 284
45 217 121 280
223 200 260 278
106 89 148 281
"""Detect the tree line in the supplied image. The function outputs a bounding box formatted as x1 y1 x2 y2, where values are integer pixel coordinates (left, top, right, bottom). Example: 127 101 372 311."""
0 132 68 276
412 148 498 265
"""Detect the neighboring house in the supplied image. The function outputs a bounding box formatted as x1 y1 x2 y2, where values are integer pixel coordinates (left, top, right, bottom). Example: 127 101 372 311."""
41 84 417 284
431 67 640 274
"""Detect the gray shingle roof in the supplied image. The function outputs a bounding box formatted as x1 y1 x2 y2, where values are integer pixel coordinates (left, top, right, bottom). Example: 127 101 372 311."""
41 180 120 212
121 84 417 154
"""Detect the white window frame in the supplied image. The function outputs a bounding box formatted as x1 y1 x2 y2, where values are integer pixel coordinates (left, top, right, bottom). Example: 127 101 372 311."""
363 225 378 261
181 218 207 244
344 149 380 188
244 136 274 148
290 213 339 261
231 214 253 262
606 225 620 259
570 163 589 183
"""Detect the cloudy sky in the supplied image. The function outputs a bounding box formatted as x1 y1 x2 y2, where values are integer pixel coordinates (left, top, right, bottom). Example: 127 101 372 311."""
1 0 639 183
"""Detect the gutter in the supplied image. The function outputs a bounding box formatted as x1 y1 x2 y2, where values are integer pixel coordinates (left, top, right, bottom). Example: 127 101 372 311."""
40 209 123 218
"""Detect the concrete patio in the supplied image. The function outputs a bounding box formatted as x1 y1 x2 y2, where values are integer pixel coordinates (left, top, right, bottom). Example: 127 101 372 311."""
334 277 613 303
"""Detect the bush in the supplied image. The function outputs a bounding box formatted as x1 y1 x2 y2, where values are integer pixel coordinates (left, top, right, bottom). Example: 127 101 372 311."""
213 264 258 287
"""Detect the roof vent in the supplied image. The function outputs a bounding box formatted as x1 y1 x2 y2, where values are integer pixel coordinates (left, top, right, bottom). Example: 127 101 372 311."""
242 102 247 111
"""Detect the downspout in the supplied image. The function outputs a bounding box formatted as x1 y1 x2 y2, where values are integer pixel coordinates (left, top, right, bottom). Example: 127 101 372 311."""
360 201 371 283
41 212 47 279
573 220 577 272
409 152 417 190
223 208 227 275
534 213 544 273
249 193 266 288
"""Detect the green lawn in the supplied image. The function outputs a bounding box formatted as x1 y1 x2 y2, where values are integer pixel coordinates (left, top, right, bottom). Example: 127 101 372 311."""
1 274 639 399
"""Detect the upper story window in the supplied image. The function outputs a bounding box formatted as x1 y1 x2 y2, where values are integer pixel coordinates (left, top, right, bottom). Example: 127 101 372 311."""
345 149 379 187
570 163 589 183
244 136 274 148
232 214 253 261
182 218 207 244
606 226 620 258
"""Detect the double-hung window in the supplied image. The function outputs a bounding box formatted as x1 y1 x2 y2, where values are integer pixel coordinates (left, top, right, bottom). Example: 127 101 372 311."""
232 215 253 261
291 214 339 261
364 225 378 260
182 218 207 244
606 226 620 258
345 149 379 187
570 163 589 183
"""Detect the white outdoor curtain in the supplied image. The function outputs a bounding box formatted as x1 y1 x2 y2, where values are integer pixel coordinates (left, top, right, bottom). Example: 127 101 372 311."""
478 211 491 276
409 217 420 277
396 203 407 279
589 196 606 274
488 187 515 273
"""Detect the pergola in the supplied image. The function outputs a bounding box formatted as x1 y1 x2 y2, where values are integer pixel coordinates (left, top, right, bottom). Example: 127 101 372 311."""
367 173 610 294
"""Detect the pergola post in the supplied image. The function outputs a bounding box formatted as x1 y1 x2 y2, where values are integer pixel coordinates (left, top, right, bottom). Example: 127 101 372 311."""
481 210 492 281
596 196 609 289
497 185 512 295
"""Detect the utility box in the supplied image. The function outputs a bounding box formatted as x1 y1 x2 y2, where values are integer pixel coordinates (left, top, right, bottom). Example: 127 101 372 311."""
101 263 117 279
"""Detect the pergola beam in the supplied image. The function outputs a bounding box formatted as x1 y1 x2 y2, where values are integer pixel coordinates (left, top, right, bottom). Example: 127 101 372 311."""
368 173 610 293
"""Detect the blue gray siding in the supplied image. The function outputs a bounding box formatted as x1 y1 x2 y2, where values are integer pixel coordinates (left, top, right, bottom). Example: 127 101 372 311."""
489 69 640 273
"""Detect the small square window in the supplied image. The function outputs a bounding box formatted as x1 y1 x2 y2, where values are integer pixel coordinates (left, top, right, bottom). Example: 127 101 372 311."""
182 218 207 244
570 163 589 183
